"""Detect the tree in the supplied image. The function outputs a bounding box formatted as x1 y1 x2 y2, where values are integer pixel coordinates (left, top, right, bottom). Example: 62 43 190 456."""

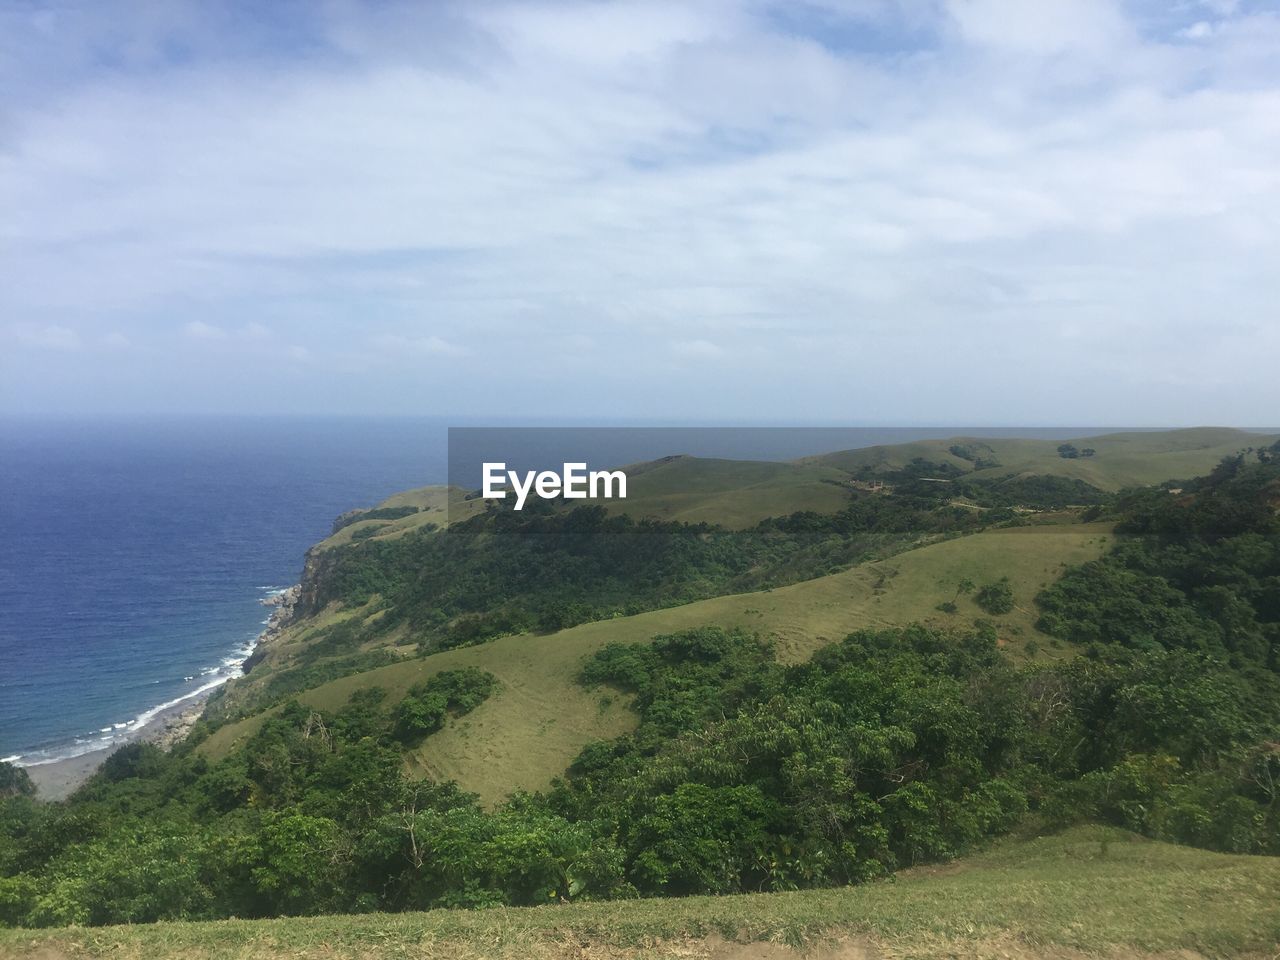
0 761 34 799
975 579 1015 615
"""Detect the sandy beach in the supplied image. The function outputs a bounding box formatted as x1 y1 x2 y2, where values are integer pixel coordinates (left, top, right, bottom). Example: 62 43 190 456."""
23 693 209 801
20 584 300 802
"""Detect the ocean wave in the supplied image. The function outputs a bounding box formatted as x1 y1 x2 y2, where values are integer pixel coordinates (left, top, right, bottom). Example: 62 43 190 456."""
15 669 239 767
8 585 287 768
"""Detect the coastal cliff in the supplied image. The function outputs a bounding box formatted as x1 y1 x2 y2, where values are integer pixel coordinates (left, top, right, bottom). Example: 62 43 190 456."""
241 583 302 673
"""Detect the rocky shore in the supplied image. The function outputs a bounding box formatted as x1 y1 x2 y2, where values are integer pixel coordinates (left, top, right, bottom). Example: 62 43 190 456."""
22 584 300 801
243 583 300 672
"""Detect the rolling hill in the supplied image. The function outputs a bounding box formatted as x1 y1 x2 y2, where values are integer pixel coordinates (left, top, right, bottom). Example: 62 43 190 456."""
202 523 1112 804
809 427 1279 491
5 428 1280 945
317 428 1278 551
199 428 1277 804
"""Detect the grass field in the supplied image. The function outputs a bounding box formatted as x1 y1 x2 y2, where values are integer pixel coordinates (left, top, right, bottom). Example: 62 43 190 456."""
318 429 1278 549
316 486 486 550
592 455 854 529
202 524 1112 805
810 427 1279 491
4 825 1277 959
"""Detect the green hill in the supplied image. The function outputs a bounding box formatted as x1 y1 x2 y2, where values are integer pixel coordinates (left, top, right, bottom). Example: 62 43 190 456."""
5 429 1277 942
311 428 1278 550
202 524 1112 804
594 455 853 528
4 825 1276 959
810 427 1279 491
201 427 1276 804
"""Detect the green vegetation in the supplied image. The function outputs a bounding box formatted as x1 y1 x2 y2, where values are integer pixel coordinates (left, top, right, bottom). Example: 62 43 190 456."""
975 577 1015 615
3 827 1278 959
5 431 1280 952
205 524 1109 805
299 489 1003 656
1037 447 1280 668
332 505 421 534
393 668 498 741
814 427 1279 490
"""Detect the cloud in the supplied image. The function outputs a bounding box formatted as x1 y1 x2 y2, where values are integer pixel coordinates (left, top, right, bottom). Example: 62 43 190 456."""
184 320 227 340
372 334 468 357
671 339 724 360
944 0 1130 54
10 323 82 350
1 0 1278 422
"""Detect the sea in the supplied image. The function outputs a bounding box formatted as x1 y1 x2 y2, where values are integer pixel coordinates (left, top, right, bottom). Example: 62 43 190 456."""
0 417 450 765
0 419 1103 766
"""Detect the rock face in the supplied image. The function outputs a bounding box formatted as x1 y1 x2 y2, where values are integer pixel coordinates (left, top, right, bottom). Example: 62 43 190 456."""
294 544 336 619
243 584 301 673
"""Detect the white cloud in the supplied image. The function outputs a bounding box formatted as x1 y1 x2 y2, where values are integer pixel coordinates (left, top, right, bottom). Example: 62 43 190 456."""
1 0 1278 421
671 339 724 360
1200 0 1239 16
184 320 226 340
10 323 82 350
944 0 1130 54
372 334 468 357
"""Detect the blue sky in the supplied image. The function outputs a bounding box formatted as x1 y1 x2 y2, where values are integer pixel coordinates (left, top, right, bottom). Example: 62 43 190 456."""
3 0 1279 423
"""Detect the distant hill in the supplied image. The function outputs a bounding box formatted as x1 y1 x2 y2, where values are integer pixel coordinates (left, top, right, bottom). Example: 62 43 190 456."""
808 426 1279 490
313 428 1279 545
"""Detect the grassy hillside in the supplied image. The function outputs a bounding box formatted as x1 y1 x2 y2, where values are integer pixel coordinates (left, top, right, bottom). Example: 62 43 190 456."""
811 427 1279 491
318 430 1278 549
315 485 485 550
202 523 1111 804
201 428 1269 804
593 455 853 529
6 444 1279 936
4 825 1276 959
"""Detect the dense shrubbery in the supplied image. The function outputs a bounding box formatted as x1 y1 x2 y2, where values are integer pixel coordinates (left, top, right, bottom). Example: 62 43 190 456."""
561 624 1280 895
301 460 1107 658
4 615 1276 925
3 448 1279 927
308 492 1007 654
975 578 1015 615
1037 449 1280 669
203 648 403 730
393 668 498 741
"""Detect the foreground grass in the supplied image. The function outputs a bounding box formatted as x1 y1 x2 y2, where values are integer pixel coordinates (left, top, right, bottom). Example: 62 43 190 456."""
4 826 1278 959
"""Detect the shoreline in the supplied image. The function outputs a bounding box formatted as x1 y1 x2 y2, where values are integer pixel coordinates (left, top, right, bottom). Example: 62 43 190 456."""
21 584 300 802
23 694 211 801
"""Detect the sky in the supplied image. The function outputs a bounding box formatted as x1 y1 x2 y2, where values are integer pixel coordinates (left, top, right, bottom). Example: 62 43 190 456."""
2 0 1279 424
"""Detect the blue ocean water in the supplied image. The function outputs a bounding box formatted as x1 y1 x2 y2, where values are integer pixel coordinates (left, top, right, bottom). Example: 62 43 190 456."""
0 419 1107 765
0 418 449 764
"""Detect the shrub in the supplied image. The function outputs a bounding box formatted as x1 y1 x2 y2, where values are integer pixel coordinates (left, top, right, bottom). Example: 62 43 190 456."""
975 579 1015 615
